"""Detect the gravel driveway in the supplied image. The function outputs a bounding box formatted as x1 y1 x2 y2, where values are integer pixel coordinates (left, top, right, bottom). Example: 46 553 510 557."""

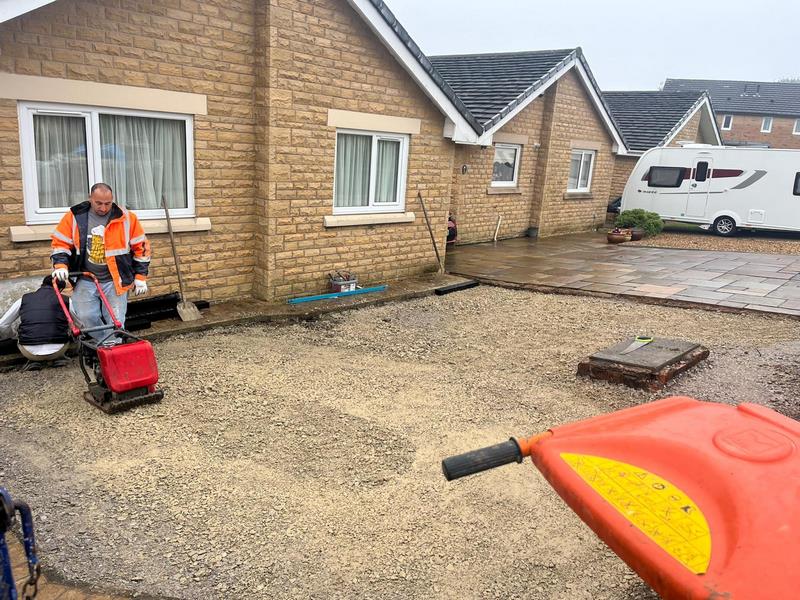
631 224 800 255
2 287 799 599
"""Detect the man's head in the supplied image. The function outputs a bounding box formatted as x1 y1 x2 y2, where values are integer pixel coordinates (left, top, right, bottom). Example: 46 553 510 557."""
42 275 66 291
89 183 114 216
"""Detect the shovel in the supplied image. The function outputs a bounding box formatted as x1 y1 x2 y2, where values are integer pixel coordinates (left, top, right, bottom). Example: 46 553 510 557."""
161 195 202 321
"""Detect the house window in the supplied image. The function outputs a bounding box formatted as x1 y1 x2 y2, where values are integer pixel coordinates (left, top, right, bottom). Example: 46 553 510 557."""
19 102 193 224
333 129 408 214
761 117 773 133
648 166 685 188
721 115 733 130
794 119 800 135
491 143 521 187
567 150 595 192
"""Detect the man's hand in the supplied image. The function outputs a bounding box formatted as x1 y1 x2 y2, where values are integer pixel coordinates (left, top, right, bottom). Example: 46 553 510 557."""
133 280 148 296
52 267 69 283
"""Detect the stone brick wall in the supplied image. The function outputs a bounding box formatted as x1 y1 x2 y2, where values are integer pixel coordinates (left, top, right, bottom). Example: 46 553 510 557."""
533 69 615 237
256 0 453 300
450 98 545 243
0 0 258 302
668 111 702 146
718 114 800 149
609 155 638 203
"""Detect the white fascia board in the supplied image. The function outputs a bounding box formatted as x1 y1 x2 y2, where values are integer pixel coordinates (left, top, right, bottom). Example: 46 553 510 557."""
0 0 57 23
474 58 576 147
344 0 479 144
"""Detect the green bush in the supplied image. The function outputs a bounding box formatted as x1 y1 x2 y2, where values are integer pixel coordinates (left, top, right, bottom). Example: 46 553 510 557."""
615 209 664 237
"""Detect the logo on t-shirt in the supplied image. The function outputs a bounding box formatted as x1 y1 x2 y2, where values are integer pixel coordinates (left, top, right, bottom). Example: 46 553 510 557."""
87 225 105 265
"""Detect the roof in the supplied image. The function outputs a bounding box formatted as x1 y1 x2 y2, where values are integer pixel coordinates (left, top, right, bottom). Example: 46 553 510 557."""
663 79 800 118
428 48 628 151
602 91 708 152
429 49 574 128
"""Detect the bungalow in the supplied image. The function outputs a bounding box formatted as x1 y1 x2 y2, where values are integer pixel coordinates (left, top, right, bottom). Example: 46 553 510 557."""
602 91 721 203
0 0 632 304
430 49 629 241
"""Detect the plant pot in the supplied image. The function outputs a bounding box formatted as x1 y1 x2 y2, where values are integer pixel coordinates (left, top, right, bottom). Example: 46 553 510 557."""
607 230 632 244
629 228 645 241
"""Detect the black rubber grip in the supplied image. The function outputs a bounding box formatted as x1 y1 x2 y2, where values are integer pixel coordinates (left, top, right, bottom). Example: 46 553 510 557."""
441 438 523 481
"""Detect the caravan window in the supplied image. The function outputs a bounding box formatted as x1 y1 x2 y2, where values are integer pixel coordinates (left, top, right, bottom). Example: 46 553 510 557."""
794 173 800 196
648 166 685 188
695 162 709 182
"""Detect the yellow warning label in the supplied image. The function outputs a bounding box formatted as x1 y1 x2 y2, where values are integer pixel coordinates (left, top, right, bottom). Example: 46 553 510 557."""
561 453 711 574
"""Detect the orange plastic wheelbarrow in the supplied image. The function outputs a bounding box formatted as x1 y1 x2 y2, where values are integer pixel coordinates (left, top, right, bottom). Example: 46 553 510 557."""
442 397 800 599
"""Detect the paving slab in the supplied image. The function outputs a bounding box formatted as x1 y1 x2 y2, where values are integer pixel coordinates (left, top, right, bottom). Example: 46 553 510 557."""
446 234 800 318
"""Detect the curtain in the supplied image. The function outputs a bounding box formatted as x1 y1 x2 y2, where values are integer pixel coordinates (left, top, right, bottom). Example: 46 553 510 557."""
568 152 581 190
334 133 371 207
375 139 400 203
33 114 89 208
99 114 187 210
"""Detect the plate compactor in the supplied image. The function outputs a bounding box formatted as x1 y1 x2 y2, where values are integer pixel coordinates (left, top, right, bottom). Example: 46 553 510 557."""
54 273 164 414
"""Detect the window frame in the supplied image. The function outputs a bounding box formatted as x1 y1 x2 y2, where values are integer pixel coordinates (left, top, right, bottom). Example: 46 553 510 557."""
490 143 522 188
721 115 733 130
794 119 800 135
761 116 773 133
332 128 409 216
647 166 686 188
18 101 195 224
567 149 596 193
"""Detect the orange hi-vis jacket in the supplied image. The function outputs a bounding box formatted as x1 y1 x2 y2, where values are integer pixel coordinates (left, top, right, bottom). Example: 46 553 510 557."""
51 201 151 296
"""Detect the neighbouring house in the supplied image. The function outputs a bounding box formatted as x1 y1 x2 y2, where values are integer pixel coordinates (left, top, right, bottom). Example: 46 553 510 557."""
430 49 629 241
664 79 800 149
0 0 634 304
602 90 721 203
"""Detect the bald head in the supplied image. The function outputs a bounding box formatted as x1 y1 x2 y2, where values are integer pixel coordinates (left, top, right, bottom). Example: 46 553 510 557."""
89 183 114 216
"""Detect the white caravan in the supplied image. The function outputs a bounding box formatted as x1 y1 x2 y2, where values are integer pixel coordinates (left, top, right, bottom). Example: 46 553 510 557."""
620 145 800 236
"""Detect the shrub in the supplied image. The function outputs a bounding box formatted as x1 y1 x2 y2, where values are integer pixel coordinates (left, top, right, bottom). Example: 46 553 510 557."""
615 209 664 237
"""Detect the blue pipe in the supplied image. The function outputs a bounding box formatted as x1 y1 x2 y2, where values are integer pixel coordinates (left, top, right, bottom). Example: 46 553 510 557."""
288 285 388 305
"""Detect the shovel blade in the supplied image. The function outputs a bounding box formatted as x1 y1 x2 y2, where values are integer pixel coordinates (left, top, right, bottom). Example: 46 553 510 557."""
177 301 203 321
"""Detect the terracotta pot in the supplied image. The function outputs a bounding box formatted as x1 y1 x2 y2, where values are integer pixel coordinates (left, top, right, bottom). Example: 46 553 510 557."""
629 228 645 241
607 230 632 244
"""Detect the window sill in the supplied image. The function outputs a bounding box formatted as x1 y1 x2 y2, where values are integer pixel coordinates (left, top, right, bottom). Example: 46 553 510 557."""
563 192 594 200
324 212 415 228
9 217 211 242
487 186 521 195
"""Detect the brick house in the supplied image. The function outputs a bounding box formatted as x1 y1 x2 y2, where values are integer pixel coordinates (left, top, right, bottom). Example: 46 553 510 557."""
0 0 630 304
603 91 721 202
664 79 800 150
430 49 629 241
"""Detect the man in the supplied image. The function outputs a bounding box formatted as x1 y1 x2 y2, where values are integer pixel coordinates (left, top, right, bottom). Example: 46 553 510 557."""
0 276 71 369
51 183 151 341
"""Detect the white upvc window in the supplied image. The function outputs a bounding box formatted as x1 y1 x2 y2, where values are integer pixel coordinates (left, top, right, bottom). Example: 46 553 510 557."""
721 114 733 130
761 116 773 133
490 143 521 187
333 129 409 215
567 149 595 193
19 102 194 224
794 119 800 135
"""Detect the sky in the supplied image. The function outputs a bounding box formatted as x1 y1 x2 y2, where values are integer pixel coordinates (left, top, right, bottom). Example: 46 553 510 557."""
385 0 800 90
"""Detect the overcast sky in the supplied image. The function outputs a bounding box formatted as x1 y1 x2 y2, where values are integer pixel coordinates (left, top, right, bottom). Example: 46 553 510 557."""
385 0 800 90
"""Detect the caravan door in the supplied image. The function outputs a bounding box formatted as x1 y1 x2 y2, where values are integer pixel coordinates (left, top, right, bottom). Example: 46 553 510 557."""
685 157 712 217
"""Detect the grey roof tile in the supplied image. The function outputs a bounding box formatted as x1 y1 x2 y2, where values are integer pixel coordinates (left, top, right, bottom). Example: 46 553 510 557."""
429 49 576 128
602 91 706 152
663 78 800 118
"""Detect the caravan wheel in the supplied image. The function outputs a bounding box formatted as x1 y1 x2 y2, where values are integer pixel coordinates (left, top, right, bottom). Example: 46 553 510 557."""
713 216 737 237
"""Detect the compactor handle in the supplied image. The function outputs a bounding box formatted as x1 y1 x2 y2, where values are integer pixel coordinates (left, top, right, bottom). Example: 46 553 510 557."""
442 438 523 481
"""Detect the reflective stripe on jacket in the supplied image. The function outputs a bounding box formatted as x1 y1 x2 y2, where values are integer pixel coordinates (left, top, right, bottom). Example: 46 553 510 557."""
51 201 151 296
